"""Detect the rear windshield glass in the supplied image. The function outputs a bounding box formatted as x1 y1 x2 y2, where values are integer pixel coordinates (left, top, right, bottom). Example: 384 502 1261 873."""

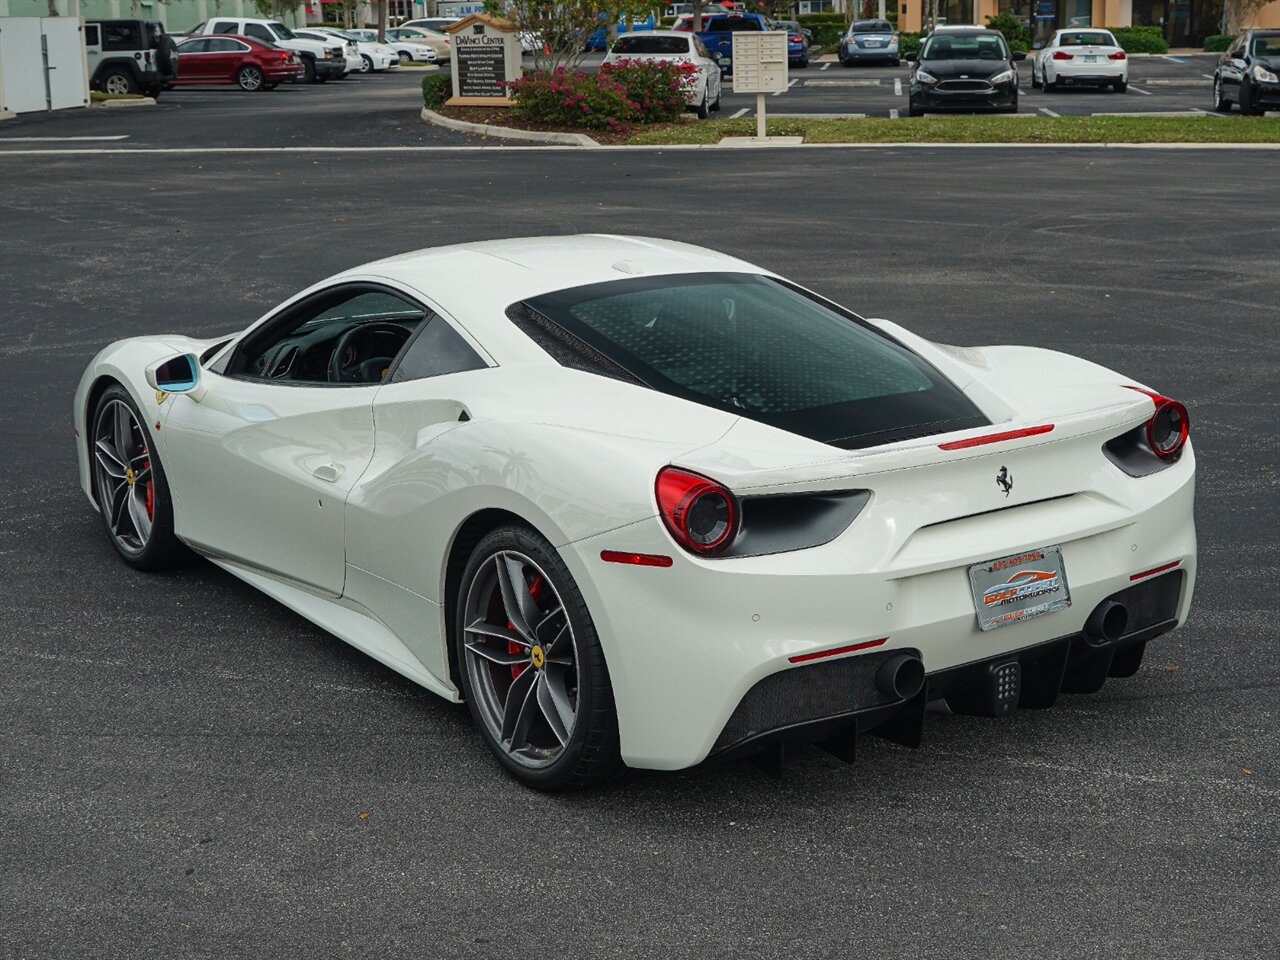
922 33 1009 60
852 21 893 33
613 35 690 55
1060 31 1116 46
521 273 988 449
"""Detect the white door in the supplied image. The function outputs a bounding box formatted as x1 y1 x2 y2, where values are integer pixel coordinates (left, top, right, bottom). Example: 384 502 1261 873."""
42 17 89 111
0 18 46 115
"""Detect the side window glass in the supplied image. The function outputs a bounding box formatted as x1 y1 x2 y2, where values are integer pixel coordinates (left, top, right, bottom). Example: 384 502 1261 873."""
103 23 138 50
245 24 274 43
388 317 485 383
211 21 239 35
231 288 427 385
85 24 100 45
180 38 210 53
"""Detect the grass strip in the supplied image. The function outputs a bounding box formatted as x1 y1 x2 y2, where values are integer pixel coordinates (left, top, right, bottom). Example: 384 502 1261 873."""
628 114 1280 146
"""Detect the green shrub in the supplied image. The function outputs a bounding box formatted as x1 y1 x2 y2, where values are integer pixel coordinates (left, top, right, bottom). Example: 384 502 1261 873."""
811 24 844 45
985 11 1030 48
797 14 849 28
1106 26 1169 54
898 31 922 56
421 73 451 110
1203 34 1232 52
507 60 697 132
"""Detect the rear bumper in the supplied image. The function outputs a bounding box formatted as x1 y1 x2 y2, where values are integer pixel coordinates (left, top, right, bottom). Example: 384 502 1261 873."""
562 445 1196 771
841 43 899 61
1051 71 1125 86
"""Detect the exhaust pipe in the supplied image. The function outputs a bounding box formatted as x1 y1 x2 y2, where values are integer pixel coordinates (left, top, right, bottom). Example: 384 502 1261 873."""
876 653 925 701
1084 599 1129 646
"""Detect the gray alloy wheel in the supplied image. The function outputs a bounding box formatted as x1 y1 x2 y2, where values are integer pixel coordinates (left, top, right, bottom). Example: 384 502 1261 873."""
102 70 135 96
461 549 580 771
360 54 373 73
237 65 263 92
92 397 155 557
398 50 411 62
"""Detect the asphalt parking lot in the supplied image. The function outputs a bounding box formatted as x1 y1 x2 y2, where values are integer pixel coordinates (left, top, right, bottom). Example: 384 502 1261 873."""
0 53 1240 151
1 103 1278 959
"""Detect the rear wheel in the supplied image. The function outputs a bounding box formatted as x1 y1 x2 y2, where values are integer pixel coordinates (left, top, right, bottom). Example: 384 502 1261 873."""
1031 64 1042 89
90 385 186 570
101 68 137 96
1043 70 1057 92
1113 79 1127 93
1212 75 1231 112
236 65 264 92
299 57 316 84
1240 79 1263 115
694 87 710 119
456 526 621 791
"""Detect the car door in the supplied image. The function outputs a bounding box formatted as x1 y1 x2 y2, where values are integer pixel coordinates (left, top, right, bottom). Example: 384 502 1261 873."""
160 285 429 596
206 37 246 81
175 38 205 82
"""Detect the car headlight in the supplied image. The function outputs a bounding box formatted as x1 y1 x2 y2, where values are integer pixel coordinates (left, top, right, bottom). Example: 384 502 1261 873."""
916 69 938 85
989 69 1015 85
1253 64 1279 83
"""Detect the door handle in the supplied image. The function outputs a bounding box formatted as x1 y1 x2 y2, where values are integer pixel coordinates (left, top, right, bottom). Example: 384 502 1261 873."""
313 463 341 483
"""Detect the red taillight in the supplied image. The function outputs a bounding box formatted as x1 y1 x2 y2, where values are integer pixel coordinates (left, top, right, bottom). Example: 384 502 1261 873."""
279 52 289 61
1108 50 1127 60
655 466 737 556
1052 51 1073 60
1124 386 1189 460
789 34 802 42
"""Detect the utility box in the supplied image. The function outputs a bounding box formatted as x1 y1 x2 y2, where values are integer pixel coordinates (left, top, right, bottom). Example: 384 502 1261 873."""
0 17 90 118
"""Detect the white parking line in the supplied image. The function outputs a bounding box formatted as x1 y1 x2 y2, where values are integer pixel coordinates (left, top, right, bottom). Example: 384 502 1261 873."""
772 78 798 97
889 108 899 119
820 61 831 70
1038 106 1060 117
730 107 749 118
0 135 129 141
894 78 902 96
1202 73 1215 79
1128 84 1153 95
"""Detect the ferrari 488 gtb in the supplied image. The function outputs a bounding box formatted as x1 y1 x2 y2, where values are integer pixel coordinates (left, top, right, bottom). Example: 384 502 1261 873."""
75 237 1195 789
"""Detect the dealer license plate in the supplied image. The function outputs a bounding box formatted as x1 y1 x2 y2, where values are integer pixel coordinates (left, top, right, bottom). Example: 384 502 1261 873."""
968 545 1072 631
1082 55 1098 62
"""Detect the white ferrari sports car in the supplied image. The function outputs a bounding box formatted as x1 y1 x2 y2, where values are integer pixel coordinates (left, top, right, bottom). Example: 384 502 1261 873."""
74 236 1196 790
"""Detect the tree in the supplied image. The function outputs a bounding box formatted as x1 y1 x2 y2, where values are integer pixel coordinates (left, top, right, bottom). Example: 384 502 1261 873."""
1223 0 1271 34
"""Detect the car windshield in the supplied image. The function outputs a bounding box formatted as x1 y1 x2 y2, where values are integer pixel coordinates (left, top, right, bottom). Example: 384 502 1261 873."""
852 21 893 33
521 273 988 449
1060 31 1115 46
269 22 295 40
1252 35 1280 57
613 35 690 54
922 34 1008 60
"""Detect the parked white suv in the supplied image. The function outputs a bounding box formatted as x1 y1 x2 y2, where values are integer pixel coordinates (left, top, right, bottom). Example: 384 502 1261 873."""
188 18 348 83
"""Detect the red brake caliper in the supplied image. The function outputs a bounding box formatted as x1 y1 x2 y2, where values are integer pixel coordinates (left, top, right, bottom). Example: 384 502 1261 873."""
142 446 154 520
508 574 542 680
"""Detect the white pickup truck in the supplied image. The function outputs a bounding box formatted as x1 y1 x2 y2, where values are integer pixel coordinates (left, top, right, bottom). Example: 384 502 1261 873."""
185 17 349 83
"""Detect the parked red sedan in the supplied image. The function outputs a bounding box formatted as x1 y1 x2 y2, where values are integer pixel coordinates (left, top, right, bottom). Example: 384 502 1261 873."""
173 35 303 91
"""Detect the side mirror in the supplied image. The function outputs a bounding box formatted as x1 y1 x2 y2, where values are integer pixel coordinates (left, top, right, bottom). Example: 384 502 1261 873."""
1012 50 1027 60
904 51 917 62
146 352 205 400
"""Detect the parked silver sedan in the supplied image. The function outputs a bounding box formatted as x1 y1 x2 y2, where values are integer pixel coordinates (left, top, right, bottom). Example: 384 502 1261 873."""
839 19 900 67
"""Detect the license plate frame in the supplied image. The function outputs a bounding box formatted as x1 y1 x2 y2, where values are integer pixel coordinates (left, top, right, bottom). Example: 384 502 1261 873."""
968 545 1072 631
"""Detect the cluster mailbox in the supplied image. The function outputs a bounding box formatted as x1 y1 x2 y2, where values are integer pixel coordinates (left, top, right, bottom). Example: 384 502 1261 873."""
730 32 790 140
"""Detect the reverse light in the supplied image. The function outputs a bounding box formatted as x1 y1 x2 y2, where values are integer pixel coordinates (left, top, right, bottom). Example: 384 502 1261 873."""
656 467 737 555
1052 51 1074 60
1124 386 1189 460
1108 50 1127 60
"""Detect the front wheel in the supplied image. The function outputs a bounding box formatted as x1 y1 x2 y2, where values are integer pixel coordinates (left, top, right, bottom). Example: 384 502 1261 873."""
456 526 621 791
90 385 187 570
1239 79 1263 115
907 99 923 117
1213 75 1231 112
299 57 316 84
236 65 264 92
398 50 412 63
360 54 373 74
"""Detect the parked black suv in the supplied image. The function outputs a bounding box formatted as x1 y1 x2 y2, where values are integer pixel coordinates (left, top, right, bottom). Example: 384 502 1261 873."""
84 20 178 98
1213 29 1280 116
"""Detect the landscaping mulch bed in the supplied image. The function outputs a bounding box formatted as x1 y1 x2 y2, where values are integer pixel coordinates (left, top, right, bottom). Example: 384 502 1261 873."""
434 104 689 145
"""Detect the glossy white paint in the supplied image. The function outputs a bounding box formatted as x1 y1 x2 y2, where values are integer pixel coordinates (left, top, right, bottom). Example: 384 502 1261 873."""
73 236 1197 771
1034 29 1129 87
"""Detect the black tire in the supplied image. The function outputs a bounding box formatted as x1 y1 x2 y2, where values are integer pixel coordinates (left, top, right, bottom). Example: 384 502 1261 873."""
1113 79 1127 93
100 67 138 96
1240 79 1263 115
398 50 412 63
907 99 923 117
154 35 178 78
143 84 162 99
455 525 622 791
89 385 187 571
236 65 264 92
797 57 808 68
299 56 316 84
1212 75 1231 112
1044 71 1057 92
1031 64 1042 89
694 88 710 119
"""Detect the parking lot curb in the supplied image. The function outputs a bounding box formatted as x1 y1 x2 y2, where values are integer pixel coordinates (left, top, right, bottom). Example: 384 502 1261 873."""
420 108 599 146
94 97 157 108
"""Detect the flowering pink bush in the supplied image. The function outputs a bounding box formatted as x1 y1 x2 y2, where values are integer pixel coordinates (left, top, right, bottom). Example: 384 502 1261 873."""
506 59 700 132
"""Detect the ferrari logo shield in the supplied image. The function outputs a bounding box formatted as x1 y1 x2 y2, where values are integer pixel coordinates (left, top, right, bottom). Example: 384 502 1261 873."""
155 390 168 405
530 645 545 669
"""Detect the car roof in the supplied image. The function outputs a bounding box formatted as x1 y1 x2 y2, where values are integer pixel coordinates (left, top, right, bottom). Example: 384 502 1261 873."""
344 236 764 363
614 30 692 39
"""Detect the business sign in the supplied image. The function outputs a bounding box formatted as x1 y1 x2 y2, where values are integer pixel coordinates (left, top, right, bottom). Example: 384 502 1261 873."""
445 14 521 107
731 32 789 95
